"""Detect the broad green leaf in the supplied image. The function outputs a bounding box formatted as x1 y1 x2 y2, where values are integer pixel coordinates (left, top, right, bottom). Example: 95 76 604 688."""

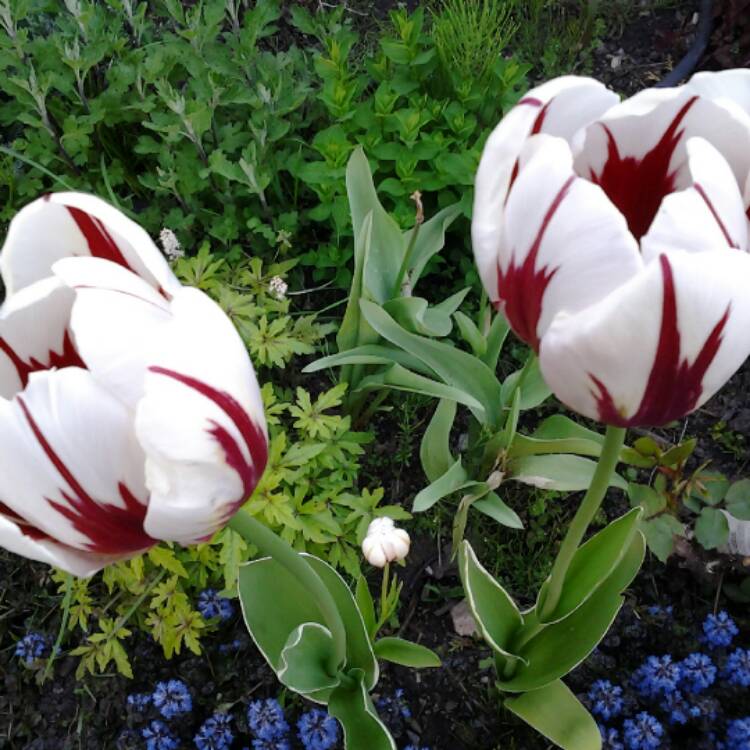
373 637 441 668
641 514 684 562
482 311 510 370
420 399 457 482
412 458 471 512
533 415 605 443
508 434 603 460
659 439 696 467
454 311 486 358
695 473 730 506
383 296 454 338
695 507 730 550
499 533 644 692
304 344 435 377
356 364 484 415
279 623 340 696
431 287 470 319
355 575 376 639
628 483 666 518
407 202 462 286
537 508 642 624
505 680 601 750
501 357 550 410
510 455 628 492
501 388 521 453
329 669 396 750
726 480 750 521
359 299 503 427
473 492 523 530
458 541 524 663
453 483 493 550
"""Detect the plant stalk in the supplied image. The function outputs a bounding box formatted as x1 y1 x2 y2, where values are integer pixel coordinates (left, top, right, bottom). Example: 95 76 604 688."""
228 508 347 675
538 425 627 621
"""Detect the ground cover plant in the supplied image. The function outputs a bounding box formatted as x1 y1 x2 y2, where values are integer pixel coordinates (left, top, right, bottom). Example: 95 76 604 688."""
1 1 749 749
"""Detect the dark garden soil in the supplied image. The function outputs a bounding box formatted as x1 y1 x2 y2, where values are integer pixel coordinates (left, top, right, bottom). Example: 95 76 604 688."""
2 3 750 750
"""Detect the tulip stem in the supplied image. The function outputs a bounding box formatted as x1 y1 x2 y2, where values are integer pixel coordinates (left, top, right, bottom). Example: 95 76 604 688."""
42 572 74 682
229 509 348 675
538 426 627 621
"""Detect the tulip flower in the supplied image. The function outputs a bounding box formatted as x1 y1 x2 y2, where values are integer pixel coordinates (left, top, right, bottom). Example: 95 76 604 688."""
362 517 410 568
473 70 750 427
0 193 268 576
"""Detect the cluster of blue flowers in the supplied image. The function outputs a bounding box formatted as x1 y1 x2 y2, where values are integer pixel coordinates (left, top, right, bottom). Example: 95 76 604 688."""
195 713 234 750
14 631 50 665
142 720 180 750
589 609 749 750
153 679 194 720
197 589 235 622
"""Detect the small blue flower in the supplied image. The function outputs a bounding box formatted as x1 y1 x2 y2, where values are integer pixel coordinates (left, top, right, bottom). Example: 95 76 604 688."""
142 720 179 750
218 638 243 655
631 655 681 697
403 746 431 750
152 678 192 719
724 648 750 687
679 652 717 693
622 712 664 750
252 739 291 750
659 690 700 726
247 698 289 740
702 610 739 649
646 605 673 618
376 688 412 725
195 713 234 750
726 718 750 750
297 709 340 750
126 692 152 711
197 589 235 622
588 679 624 721
14 632 50 664
599 725 625 750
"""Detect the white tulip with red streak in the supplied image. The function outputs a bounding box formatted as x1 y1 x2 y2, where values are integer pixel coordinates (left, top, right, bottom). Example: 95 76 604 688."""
472 70 750 428
0 193 268 576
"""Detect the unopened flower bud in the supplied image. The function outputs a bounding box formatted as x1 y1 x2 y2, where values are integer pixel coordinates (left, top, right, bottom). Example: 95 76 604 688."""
362 517 410 568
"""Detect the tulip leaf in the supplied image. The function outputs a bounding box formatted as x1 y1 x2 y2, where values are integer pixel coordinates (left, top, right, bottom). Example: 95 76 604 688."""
420 399 457 482
473 492 524 530
458 540 524 663
454 311 486 358
501 387 521 452
383 296 455 338
509 455 628 492
359 299 503 427
453 483 493 550
406 201 462 287
482 311 510 370
412 458 474 512
536 508 642 624
278 623 341 696
355 575 376 639
501 357 550 410
532 415 604 444
357 364 484 416
498 533 645 692
303 344 434 377
373 637 441 668
505 680 601 750
329 669 396 750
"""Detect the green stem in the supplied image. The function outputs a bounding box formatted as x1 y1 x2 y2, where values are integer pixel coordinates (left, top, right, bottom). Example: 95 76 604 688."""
538 425 627 621
229 509 347 675
42 573 74 682
394 218 422 295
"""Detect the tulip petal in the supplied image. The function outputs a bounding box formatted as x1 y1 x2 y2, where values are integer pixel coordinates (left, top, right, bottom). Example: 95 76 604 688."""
687 68 750 119
575 87 750 241
1 192 180 297
473 77 619 298
497 135 641 350
0 510 114 577
0 367 152 555
0 277 84 398
53 256 172 408
540 251 750 427
642 138 749 259
135 288 268 544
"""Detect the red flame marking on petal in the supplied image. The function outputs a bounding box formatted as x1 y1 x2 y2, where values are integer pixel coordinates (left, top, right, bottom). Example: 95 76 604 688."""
693 183 739 249
147 367 268 521
518 97 543 107
66 206 135 270
17 397 154 554
0 500 49 540
496 175 576 352
591 254 729 427
591 96 698 241
0 330 86 389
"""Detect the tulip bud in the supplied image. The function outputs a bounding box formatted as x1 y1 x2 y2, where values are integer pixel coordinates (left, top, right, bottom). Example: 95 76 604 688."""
362 517 410 568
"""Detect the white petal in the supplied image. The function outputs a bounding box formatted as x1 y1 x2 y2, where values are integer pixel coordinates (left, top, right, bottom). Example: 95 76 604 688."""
642 138 749 260
0 511 115 577
540 251 750 426
575 86 750 241
688 69 750 119
473 77 619 299
0 277 82 398
497 135 641 349
0 367 152 555
136 288 267 544
1 192 180 297
53 256 172 409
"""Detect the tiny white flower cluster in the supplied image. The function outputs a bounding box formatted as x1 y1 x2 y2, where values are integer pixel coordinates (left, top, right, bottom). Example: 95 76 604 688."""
159 228 184 261
268 275 288 301
362 517 410 568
